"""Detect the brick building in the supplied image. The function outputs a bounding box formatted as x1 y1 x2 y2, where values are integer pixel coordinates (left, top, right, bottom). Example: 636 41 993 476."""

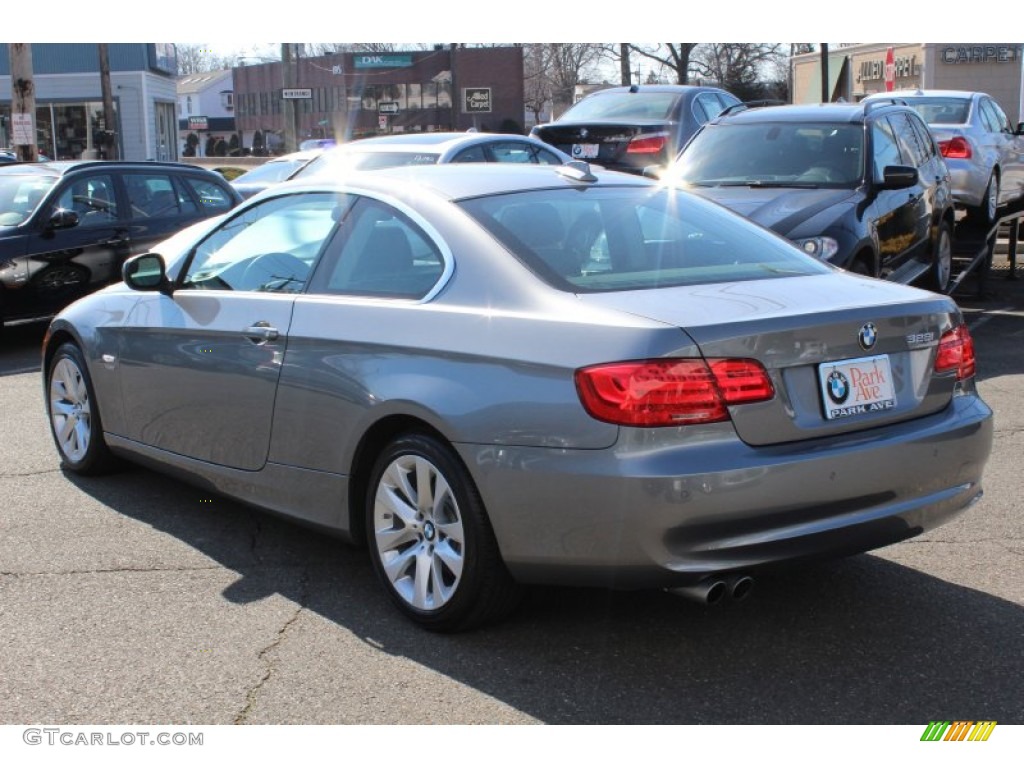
232 46 526 152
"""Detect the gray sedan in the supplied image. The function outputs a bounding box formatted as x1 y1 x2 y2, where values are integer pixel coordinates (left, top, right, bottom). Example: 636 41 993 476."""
42 163 993 631
865 89 1024 225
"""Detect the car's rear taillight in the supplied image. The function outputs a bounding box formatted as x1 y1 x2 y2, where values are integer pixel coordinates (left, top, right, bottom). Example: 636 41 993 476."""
934 324 976 380
626 134 668 154
575 358 775 427
938 136 972 159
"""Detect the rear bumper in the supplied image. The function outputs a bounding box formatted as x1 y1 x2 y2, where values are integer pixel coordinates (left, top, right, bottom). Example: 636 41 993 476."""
945 161 990 209
459 394 993 588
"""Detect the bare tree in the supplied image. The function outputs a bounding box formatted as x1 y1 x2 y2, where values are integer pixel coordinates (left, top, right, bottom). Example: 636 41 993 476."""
691 43 786 100
630 44 700 84
523 43 604 117
175 44 239 74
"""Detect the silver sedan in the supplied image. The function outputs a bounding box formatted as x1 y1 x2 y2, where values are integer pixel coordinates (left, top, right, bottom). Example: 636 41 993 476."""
42 162 993 631
865 89 1024 225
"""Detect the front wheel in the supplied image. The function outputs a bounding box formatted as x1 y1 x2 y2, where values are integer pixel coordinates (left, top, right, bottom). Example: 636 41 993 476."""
968 173 999 227
46 342 117 475
926 221 954 294
366 433 522 632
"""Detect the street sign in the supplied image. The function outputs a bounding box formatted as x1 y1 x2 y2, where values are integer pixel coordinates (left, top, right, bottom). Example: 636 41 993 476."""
11 113 33 145
378 101 400 115
378 115 388 129
282 88 313 100
884 47 896 92
187 115 209 131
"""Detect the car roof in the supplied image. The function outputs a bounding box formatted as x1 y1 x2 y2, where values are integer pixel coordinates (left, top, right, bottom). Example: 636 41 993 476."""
709 102 904 126
341 132 545 152
865 89 982 100
283 161 651 202
0 159 220 176
581 85 729 95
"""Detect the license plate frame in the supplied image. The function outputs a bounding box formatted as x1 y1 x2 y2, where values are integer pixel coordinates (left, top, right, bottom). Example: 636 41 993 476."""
818 354 896 420
571 143 600 159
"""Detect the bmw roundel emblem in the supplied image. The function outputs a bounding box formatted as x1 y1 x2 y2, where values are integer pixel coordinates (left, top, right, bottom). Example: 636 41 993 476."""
826 370 850 404
858 322 877 350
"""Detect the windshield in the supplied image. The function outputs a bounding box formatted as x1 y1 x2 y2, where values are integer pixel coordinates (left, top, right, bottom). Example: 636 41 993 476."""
294 150 441 179
673 122 865 188
897 97 971 125
458 186 831 293
558 92 680 122
232 159 310 185
0 173 58 226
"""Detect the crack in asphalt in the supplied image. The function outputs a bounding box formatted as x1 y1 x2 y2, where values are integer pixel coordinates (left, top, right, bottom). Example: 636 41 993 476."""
0 468 63 478
0 565 227 578
234 568 310 725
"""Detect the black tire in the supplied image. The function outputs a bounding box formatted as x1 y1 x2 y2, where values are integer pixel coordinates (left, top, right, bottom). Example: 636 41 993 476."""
926 221 954 294
46 342 117 475
967 172 999 227
365 432 522 632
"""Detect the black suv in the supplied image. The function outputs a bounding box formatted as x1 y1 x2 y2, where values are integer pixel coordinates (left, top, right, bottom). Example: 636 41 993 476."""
666 101 956 291
0 160 241 327
530 84 741 174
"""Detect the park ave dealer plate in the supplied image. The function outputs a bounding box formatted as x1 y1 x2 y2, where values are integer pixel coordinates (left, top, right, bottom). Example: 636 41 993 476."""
571 143 600 159
818 354 896 420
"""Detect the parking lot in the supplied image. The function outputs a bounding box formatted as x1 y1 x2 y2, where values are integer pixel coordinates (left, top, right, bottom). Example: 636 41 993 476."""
0 249 1022 727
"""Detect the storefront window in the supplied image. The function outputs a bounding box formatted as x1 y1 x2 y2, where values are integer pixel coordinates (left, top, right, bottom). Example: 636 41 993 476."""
1 101 114 160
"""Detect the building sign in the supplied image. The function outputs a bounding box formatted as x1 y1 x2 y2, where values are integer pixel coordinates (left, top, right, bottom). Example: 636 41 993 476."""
941 45 1022 64
378 101 399 115
463 87 492 114
354 55 413 69
857 54 918 83
151 43 177 75
187 116 209 131
282 89 313 100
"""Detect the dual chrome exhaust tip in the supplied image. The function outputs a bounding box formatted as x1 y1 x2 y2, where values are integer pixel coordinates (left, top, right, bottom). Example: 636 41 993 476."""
667 574 754 606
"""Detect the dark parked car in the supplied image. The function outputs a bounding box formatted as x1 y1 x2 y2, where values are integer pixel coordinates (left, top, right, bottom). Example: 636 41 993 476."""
530 84 741 174
0 160 241 327
43 162 991 631
666 101 957 291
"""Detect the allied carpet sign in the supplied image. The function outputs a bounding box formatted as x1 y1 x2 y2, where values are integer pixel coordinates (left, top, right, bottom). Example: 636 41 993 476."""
463 88 492 114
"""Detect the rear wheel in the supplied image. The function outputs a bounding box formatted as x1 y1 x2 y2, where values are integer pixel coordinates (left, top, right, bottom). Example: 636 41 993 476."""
46 342 117 475
366 432 522 632
968 172 999 227
926 221 954 293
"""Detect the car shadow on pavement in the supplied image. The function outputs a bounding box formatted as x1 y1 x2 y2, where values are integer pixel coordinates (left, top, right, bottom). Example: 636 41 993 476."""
0 321 47 377
64 464 1024 725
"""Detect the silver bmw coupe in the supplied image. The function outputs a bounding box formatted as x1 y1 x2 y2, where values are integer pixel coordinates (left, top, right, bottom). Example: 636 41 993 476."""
42 162 993 631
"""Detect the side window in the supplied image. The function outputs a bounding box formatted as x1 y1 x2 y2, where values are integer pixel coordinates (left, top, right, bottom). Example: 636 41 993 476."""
981 99 1010 133
451 145 488 163
183 176 235 213
907 114 936 161
871 118 904 182
124 172 197 218
182 192 349 292
55 174 119 225
534 146 565 165
312 198 444 299
888 113 926 168
693 93 726 124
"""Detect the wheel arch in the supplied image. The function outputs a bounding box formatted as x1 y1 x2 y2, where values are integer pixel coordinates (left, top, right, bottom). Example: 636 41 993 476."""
347 414 453 548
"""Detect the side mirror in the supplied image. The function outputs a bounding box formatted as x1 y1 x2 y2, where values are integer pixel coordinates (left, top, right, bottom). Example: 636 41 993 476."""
47 209 79 230
881 165 919 190
123 253 172 293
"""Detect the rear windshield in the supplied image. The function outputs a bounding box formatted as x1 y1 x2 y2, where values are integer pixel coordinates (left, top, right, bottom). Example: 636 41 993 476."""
558 92 680 122
674 122 865 188
899 98 971 125
458 186 831 293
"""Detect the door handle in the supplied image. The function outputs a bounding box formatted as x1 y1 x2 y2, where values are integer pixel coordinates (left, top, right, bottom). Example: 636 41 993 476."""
243 322 279 343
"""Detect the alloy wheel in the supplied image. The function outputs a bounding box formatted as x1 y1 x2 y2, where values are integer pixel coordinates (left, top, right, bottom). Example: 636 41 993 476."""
49 356 92 463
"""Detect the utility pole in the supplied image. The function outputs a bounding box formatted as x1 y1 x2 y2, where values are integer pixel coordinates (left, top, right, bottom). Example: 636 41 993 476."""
282 43 298 153
98 44 118 159
620 44 631 86
820 43 830 103
9 43 37 161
